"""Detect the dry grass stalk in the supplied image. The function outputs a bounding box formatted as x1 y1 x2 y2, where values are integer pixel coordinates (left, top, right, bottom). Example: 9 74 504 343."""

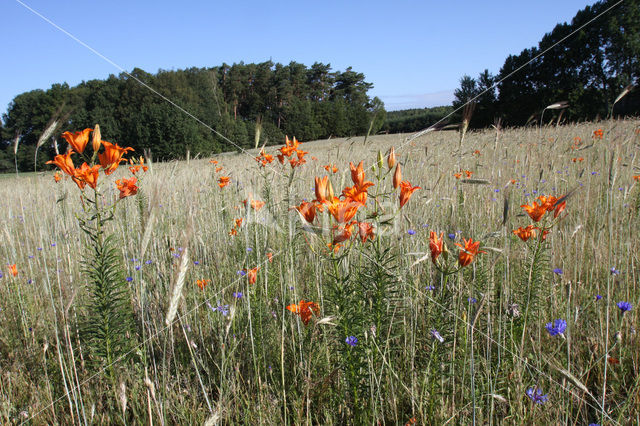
165 246 189 326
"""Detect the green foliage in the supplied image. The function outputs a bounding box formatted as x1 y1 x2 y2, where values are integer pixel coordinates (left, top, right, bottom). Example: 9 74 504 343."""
78 206 136 370
1 62 381 172
382 105 453 133
453 0 640 127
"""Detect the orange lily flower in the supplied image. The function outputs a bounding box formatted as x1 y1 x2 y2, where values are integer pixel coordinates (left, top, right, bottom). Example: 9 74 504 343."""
512 225 537 241
399 181 420 208
633 175 640 181
294 201 316 223
46 150 76 176
115 177 138 199
266 252 273 262
286 300 320 325
393 164 402 189
196 279 210 290
429 231 444 263
453 172 462 179
62 128 92 154
218 176 230 188
455 238 486 267
128 156 148 174
342 181 374 206
323 164 338 173
250 200 265 210
54 171 62 182
593 128 603 139
209 159 218 164
98 141 134 175
289 157 307 168
314 176 329 204
73 162 101 189
235 218 243 228
350 161 365 187
255 148 274 166
229 228 238 236
464 170 473 178
333 222 354 244
520 201 547 222
8 264 18 277
247 266 260 284
327 197 360 223
357 222 375 243
387 147 396 169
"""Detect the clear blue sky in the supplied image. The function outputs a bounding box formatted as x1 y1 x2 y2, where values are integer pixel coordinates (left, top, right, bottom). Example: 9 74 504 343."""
1 0 598 116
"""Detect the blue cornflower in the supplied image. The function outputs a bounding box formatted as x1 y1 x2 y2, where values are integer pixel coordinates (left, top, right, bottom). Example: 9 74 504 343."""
126 276 133 282
0 271 3 279
545 319 567 336
617 301 632 313
610 267 619 276
447 233 456 240
425 285 435 291
468 297 477 304
145 260 153 264
345 336 358 347
246 247 253 252
553 268 563 275
135 265 141 271
238 270 247 276
51 243 56 247
193 261 200 265
526 387 548 404
233 292 243 299
407 229 416 235
595 295 602 301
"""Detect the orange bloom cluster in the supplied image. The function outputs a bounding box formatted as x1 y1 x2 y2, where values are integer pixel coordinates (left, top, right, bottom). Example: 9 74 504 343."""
286 300 320 325
8 264 18 277
255 148 274 167
218 176 230 188
454 170 473 179
196 279 210 290
129 157 149 174
473 149 481 156
593 128 604 139
513 225 549 242
242 198 265 210
455 238 486 267
323 164 338 173
520 195 566 222
246 267 260 284
571 136 582 150
47 127 136 193
633 175 640 182
115 177 138 199
229 217 243 236
572 157 584 162
276 136 308 168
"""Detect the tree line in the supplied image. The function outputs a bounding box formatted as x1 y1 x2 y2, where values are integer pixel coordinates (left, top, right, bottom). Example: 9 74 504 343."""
453 0 640 128
0 62 385 172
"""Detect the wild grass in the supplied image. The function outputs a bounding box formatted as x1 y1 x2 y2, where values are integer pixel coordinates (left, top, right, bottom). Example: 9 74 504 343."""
0 119 639 424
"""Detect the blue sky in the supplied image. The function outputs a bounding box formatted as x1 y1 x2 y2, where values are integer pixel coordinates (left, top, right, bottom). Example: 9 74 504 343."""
1 0 598 116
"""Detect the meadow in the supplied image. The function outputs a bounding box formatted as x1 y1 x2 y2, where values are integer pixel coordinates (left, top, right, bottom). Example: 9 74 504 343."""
0 120 639 425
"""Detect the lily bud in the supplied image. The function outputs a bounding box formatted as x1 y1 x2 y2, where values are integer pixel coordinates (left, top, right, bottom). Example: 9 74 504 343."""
377 150 384 170
393 164 402 189
92 124 102 153
387 147 396 169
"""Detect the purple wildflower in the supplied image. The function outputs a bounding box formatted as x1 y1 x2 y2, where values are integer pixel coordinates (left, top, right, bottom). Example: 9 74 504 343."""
345 336 358 347
526 387 548 404
545 319 567 336
430 329 444 343
617 301 632 313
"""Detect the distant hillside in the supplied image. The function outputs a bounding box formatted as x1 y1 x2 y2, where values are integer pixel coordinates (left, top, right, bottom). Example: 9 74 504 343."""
0 62 385 172
381 106 453 134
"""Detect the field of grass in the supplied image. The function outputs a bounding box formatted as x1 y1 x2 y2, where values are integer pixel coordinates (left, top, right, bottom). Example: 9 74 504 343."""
1 120 639 424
